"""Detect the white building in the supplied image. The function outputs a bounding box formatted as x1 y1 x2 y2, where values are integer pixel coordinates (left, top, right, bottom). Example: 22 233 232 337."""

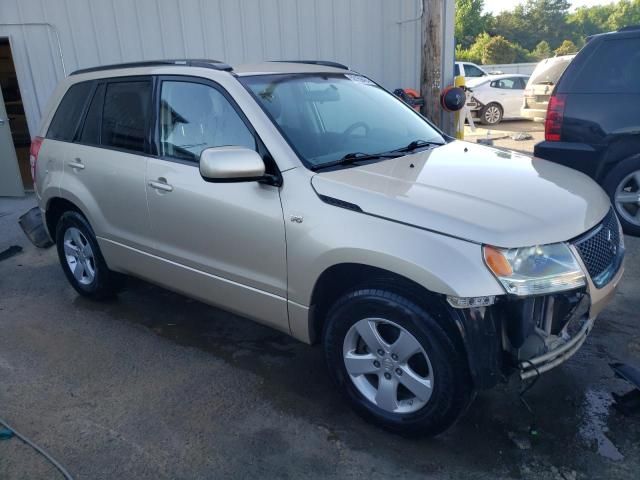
0 0 453 196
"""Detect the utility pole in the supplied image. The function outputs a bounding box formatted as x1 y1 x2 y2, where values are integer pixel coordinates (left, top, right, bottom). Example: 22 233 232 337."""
420 0 455 135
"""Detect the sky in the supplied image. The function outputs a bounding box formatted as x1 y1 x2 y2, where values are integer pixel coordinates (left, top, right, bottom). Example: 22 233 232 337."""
483 0 619 14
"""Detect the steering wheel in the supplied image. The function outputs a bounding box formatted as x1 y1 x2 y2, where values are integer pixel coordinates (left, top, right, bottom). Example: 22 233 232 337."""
343 122 370 137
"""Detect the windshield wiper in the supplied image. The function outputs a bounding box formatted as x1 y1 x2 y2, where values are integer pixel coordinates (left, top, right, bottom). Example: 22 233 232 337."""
311 151 402 171
391 139 444 154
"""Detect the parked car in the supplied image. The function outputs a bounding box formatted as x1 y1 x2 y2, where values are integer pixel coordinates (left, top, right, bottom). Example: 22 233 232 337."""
521 55 575 121
455 61 489 79
26 59 624 436
465 74 530 125
534 26 640 235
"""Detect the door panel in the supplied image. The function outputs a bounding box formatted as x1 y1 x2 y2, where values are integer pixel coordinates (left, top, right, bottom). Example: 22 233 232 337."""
145 159 288 325
145 78 288 330
62 143 152 252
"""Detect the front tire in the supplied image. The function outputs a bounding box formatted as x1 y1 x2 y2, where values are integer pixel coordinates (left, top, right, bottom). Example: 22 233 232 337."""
323 288 473 436
603 154 640 236
480 102 503 125
55 211 120 299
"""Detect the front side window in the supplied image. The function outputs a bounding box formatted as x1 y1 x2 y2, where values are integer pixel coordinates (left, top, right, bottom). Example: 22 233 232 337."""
465 65 485 77
159 81 255 162
491 78 518 90
240 74 444 168
102 81 151 153
47 81 93 141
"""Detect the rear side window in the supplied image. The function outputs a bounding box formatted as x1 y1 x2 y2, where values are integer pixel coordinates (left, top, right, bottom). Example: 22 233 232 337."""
102 81 151 153
47 82 93 141
568 38 640 94
80 83 105 145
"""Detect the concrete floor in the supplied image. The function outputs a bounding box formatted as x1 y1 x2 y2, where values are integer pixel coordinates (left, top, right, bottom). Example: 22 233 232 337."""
464 120 544 154
1 194 639 480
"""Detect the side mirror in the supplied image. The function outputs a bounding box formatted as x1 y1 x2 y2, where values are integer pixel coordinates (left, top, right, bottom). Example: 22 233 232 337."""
199 146 266 182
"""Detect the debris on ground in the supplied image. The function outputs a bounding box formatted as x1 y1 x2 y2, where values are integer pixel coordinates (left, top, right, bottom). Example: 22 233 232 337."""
610 362 640 415
0 427 15 440
0 245 22 262
511 132 534 141
508 431 532 450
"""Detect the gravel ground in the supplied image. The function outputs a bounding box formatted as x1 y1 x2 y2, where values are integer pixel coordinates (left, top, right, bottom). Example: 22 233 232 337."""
0 194 639 480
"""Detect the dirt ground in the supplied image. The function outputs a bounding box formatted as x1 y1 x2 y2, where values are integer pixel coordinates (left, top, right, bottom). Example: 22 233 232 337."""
1 194 639 480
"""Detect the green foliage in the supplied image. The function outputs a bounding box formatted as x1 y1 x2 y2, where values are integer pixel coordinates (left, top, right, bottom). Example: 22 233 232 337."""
455 0 640 65
455 0 489 48
483 36 518 64
531 40 552 60
554 39 578 56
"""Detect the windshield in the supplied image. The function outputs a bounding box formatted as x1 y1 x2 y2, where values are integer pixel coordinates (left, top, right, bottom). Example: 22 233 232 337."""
240 73 444 168
528 56 574 87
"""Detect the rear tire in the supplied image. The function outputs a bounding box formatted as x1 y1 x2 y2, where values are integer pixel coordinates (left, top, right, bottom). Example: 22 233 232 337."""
480 102 503 125
602 154 640 236
323 288 473 436
55 211 121 299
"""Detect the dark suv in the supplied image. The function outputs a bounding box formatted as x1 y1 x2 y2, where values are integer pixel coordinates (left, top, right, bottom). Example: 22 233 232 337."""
534 26 640 234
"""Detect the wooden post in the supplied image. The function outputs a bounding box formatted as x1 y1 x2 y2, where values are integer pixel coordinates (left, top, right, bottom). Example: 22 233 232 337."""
420 0 455 134
420 0 442 127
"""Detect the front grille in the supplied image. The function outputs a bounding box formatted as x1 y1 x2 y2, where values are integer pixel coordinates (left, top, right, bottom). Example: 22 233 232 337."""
573 209 624 288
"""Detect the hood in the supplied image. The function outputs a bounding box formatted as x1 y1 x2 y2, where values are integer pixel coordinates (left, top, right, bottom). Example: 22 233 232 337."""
311 141 610 248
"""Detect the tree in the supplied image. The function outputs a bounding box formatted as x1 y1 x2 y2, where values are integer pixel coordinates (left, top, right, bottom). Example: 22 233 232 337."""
483 36 518 64
455 0 488 48
607 0 640 31
554 40 578 56
532 40 552 60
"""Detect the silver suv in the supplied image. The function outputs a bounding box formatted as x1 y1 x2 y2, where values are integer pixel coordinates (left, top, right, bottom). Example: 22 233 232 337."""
27 60 624 436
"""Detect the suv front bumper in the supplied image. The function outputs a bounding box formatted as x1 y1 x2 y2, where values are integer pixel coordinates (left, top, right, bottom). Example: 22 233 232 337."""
518 255 623 379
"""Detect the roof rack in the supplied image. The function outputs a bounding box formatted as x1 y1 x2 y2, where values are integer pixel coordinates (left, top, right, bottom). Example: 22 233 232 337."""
618 25 640 32
271 60 349 70
70 59 233 76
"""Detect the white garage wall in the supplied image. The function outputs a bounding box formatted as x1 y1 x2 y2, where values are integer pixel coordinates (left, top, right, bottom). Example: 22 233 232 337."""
0 0 422 139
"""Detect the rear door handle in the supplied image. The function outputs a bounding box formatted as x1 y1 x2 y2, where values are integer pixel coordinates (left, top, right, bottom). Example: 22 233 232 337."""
68 159 85 170
149 179 173 192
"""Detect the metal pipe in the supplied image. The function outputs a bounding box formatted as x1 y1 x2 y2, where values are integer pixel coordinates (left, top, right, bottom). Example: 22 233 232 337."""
396 0 424 24
0 22 67 76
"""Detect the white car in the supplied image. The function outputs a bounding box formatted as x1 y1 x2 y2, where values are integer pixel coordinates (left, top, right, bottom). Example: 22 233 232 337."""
455 61 489 79
466 74 530 125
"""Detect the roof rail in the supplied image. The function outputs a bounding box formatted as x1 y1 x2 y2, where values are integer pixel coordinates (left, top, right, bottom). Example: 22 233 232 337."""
618 25 640 32
70 59 233 76
271 60 349 70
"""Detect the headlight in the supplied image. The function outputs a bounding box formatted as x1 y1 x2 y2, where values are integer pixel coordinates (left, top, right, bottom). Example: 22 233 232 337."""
483 243 585 296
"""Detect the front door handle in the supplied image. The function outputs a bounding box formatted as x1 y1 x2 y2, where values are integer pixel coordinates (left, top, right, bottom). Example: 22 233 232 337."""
149 179 173 192
68 159 85 170
0 118 5 126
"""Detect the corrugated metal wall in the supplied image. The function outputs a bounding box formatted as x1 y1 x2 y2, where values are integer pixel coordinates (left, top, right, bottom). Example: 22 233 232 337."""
0 0 422 139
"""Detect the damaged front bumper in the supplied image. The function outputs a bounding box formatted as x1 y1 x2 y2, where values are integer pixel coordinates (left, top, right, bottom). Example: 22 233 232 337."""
450 251 624 389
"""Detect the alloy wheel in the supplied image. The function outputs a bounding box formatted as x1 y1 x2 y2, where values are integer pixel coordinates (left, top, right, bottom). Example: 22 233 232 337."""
63 227 96 285
614 170 640 227
343 318 434 414
484 105 501 124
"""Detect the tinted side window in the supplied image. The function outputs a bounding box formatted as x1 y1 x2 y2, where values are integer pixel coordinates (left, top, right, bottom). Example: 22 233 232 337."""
159 81 255 162
47 82 93 141
454 64 460 76
102 81 151 153
569 38 640 94
80 83 105 145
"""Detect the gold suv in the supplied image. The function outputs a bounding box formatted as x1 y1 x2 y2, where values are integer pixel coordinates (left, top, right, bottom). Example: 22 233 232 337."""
25 60 624 435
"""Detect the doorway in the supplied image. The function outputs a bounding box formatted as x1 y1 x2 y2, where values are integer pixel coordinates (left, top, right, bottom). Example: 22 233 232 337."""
0 38 30 194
